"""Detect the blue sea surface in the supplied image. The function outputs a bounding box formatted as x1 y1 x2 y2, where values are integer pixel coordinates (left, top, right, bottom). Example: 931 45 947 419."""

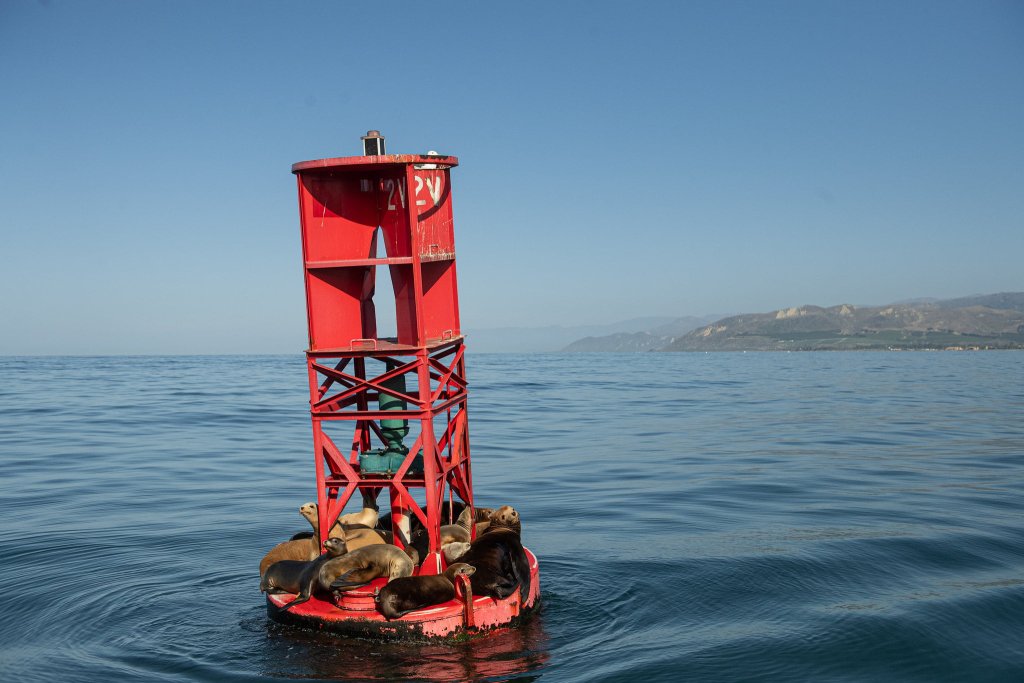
1 352 1023 682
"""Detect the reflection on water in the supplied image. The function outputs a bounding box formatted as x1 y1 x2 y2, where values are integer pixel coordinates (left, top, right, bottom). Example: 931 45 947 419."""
255 610 550 681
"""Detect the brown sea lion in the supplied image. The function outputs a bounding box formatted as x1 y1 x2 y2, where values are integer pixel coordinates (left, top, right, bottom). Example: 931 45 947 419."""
377 500 468 534
335 501 379 530
319 544 417 595
458 527 529 601
401 505 506 559
376 563 476 620
440 523 470 544
337 525 390 550
486 505 521 535
259 503 321 575
260 537 347 595
299 503 390 547
342 489 379 518
456 506 493 537
288 501 321 539
406 525 469 561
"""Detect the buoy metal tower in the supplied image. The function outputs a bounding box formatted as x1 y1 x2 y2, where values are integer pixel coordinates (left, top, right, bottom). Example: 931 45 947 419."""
294 131 470 568
268 132 539 637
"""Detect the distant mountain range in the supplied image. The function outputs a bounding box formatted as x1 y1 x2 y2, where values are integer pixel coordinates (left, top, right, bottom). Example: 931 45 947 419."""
562 293 1024 352
560 316 719 352
465 316 715 353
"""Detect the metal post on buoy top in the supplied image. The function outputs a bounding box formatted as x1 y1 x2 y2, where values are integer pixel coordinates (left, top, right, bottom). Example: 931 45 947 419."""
265 131 540 637
360 130 386 156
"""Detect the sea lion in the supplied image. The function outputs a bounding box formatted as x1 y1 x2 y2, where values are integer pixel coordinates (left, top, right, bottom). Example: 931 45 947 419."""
440 523 470 544
336 525 390 550
458 527 530 601
259 503 321 575
378 500 468 534
299 502 391 547
486 505 521 535
291 524 388 543
376 563 476 620
272 537 349 612
456 506 493 537
442 541 470 562
401 505 504 559
260 537 347 595
289 501 320 539
335 497 379 530
319 544 417 594
407 527 430 563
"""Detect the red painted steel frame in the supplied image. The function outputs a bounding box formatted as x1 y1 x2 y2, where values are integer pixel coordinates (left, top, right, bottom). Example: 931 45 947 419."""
293 154 474 575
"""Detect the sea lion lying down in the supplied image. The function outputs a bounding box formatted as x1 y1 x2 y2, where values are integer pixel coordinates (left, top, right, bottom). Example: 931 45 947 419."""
260 537 347 596
376 563 476 620
271 543 418 613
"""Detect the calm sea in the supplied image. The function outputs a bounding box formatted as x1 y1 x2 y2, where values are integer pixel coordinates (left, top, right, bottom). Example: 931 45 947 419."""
1 352 1023 682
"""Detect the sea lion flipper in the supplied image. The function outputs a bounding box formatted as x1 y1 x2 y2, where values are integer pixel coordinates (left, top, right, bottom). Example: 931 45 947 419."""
330 566 377 591
328 569 357 589
276 593 311 612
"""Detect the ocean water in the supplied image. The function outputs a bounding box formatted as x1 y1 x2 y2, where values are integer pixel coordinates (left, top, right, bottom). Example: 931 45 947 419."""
1 352 1023 682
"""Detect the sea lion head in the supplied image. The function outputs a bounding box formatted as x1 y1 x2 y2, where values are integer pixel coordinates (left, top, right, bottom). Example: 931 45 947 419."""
322 537 347 555
488 505 520 533
447 562 475 578
403 546 421 565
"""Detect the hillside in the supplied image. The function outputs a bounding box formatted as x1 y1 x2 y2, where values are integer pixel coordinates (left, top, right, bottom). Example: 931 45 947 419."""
664 294 1024 351
468 317 678 352
562 331 675 352
561 315 718 352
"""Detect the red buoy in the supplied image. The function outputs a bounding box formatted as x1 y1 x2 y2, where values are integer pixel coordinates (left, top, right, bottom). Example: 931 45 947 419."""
268 134 540 637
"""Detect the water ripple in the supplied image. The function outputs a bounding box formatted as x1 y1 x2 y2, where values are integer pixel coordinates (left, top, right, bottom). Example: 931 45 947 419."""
1 353 1023 681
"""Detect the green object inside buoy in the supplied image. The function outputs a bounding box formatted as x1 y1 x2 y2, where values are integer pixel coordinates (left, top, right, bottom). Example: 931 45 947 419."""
359 361 422 476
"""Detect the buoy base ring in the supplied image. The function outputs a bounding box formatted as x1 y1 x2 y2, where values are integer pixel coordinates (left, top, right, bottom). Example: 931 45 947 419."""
266 548 541 640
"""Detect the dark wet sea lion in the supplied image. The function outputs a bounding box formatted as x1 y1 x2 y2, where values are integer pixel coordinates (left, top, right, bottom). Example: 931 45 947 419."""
319 544 417 595
458 528 530 600
261 537 347 596
376 563 476 620
260 559 306 594
407 527 430 563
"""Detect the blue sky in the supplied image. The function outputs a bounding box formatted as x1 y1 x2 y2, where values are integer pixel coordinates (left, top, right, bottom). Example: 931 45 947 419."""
1 1 1022 354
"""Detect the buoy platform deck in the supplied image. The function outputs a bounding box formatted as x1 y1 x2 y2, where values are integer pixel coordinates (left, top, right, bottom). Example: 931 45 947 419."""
267 549 540 639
